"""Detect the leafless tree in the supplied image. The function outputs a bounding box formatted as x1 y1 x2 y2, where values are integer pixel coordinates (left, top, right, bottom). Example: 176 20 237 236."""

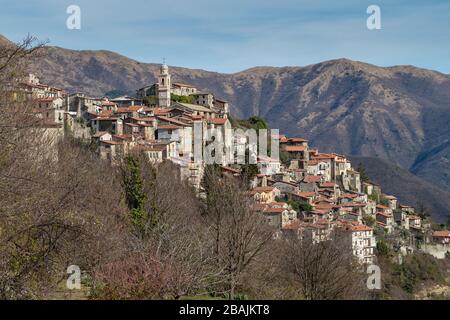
201 166 274 299
279 231 367 300
0 36 129 299
0 135 129 298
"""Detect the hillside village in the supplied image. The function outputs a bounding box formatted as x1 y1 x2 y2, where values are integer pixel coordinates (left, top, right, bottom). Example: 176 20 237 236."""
23 64 450 265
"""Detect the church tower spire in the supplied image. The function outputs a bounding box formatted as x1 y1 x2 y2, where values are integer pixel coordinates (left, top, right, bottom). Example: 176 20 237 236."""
158 62 171 108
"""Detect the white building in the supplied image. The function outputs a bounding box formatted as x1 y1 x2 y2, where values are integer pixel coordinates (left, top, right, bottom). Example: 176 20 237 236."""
172 83 197 96
349 224 376 264
339 224 376 264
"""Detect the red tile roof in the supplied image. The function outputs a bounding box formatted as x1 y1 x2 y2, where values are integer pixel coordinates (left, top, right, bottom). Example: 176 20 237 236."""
313 203 334 210
97 110 114 117
153 108 170 115
262 207 287 214
129 117 155 122
349 225 373 232
316 197 334 203
101 101 116 106
320 182 336 188
432 231 450 238
282 220 303 230
101 140 122 145
376 211 392 218
303 175 322 183
116 106 144 113
311 153 336 160
158 124 182 130
285 145 307 152
208 118 227 125
156 116 189 127
310 210 328 215
113 134 133 141
221 166 241 174
297 192 316 198
341 193 359 198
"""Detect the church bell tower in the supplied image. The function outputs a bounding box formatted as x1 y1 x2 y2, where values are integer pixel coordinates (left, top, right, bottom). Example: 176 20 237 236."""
158 63 171 108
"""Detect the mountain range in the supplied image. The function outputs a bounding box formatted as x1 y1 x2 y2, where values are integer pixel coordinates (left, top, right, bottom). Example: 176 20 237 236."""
2 35 449 221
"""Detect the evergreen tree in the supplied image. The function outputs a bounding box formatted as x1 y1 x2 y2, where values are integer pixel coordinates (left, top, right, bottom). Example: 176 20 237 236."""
122 155 147 234
376 240 391 256
201 164 222 196
287 199 312 213
357 162 370 183
241 148 259 183
248 116 269 130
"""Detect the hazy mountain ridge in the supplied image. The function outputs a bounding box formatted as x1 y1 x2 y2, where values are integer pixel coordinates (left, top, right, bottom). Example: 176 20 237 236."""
9 39 449 220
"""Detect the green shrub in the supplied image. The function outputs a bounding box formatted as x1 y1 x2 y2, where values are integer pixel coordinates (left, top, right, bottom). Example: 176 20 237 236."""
287 198 312 213
396 253 447 294
279 151 290 165
399 265 416 294
247 116 269 130
363 215 376 227
171 93 195 104
376 240 390 256
143 95 158 106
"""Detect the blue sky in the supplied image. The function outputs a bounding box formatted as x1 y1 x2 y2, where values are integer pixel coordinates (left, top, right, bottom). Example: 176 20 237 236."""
1 0 449 74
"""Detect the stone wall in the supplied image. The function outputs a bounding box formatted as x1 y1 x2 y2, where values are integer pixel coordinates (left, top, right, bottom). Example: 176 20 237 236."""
420 244 450 259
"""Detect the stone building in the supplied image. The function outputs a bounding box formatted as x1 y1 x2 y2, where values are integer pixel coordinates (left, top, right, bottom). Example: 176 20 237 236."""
158 64 171 108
